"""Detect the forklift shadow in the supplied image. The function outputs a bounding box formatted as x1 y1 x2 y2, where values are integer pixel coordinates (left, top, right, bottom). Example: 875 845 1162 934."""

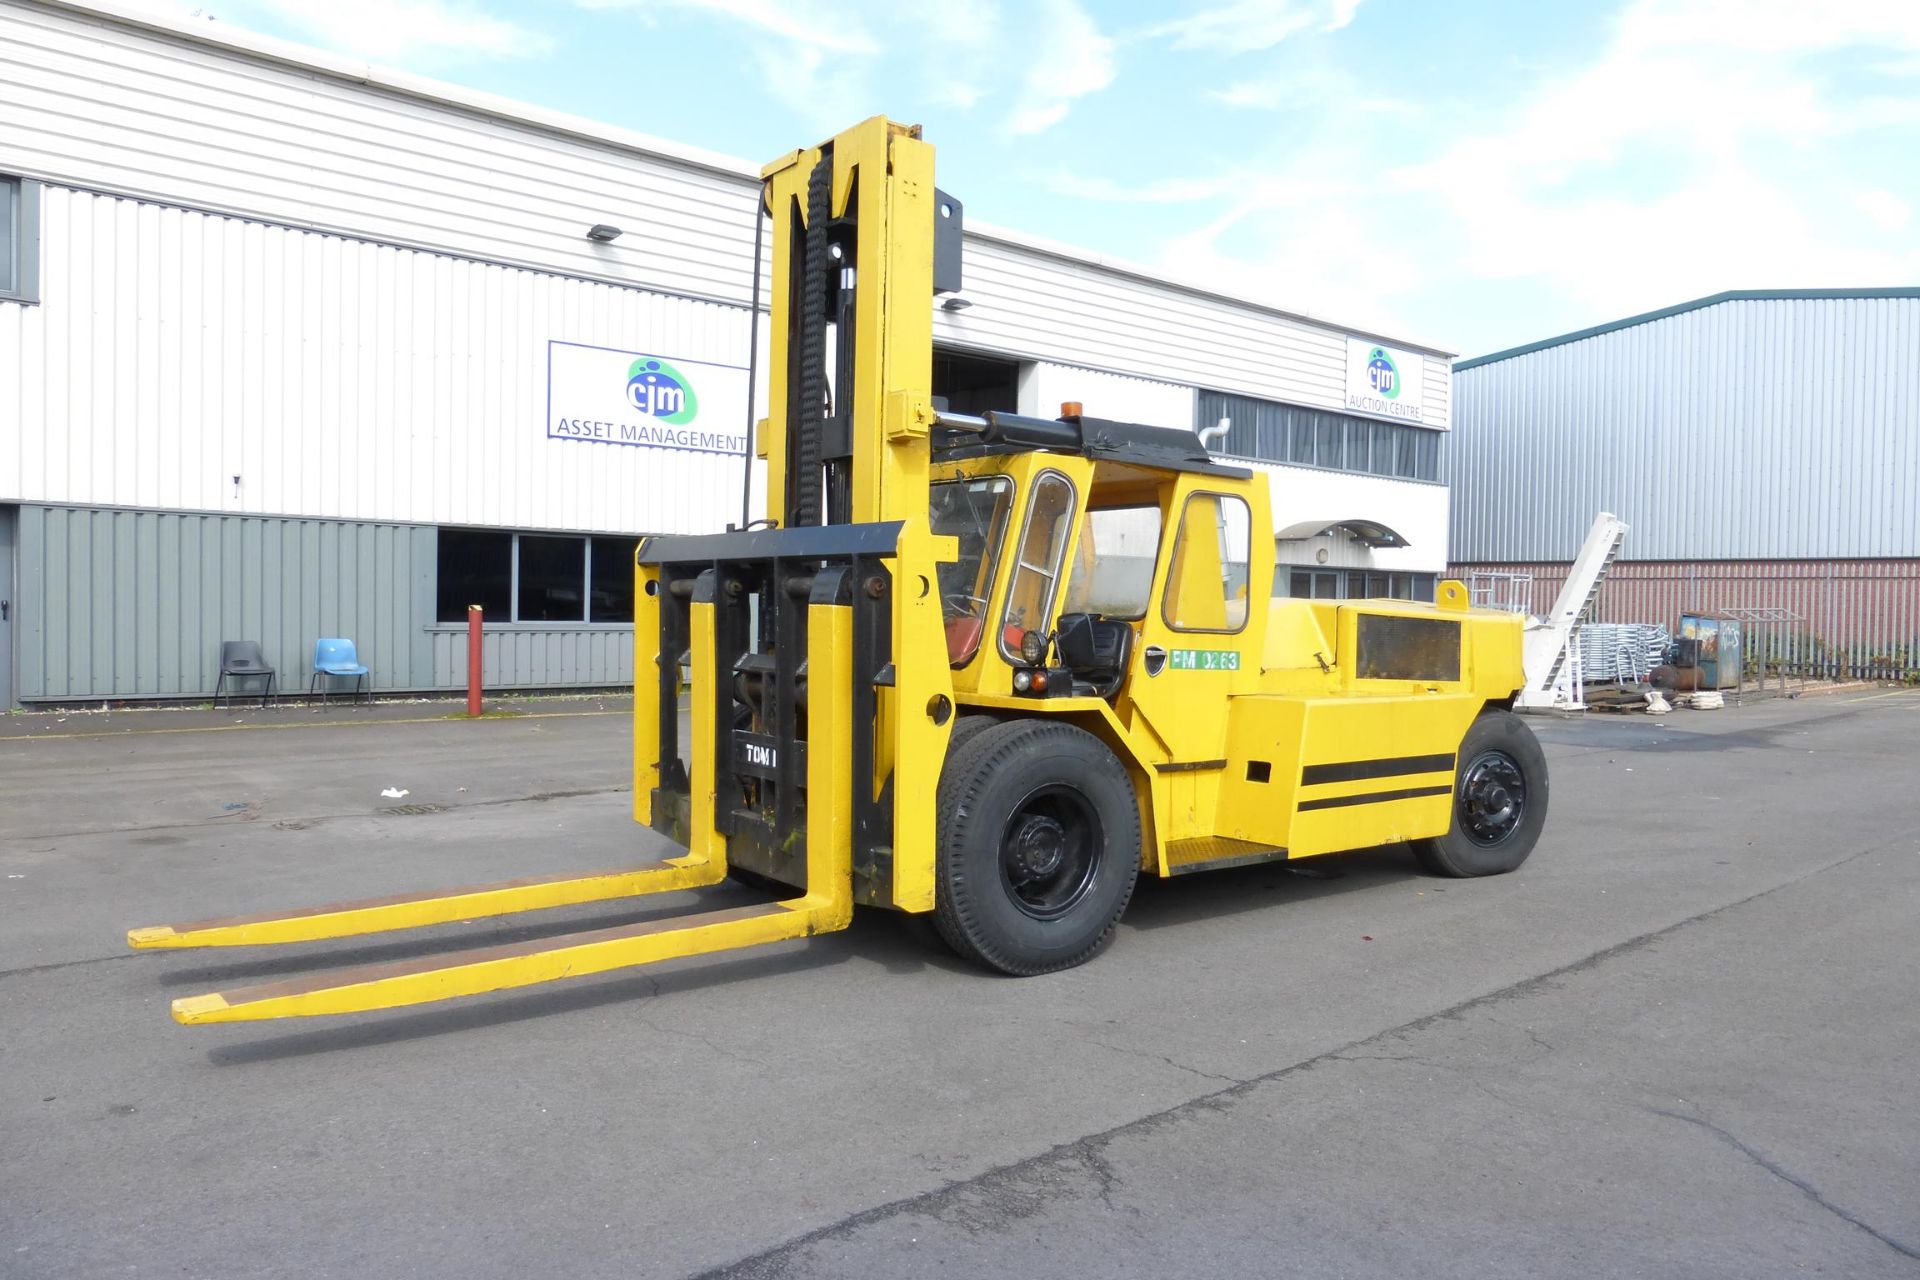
1120 847 1425 932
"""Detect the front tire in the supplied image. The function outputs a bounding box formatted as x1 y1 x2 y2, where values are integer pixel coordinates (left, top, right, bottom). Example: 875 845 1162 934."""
1411 710 1549 878
933 720 1141 975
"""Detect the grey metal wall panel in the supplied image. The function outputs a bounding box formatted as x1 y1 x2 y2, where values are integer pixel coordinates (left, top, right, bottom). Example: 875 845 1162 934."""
14 505 432 700
1448 296 1920 562
428 626 634 691
14 504 635 700
0 504 14 708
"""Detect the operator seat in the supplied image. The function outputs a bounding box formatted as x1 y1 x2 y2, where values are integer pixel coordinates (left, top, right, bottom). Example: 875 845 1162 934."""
1054 613 1133 699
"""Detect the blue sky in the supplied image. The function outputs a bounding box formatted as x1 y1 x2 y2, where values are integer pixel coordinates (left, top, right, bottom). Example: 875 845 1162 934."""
156 0 1919 356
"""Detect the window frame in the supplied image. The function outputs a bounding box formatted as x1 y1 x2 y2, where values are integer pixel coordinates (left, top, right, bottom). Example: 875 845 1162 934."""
434 527 641 627
1162 490 1254 635
995 469 1078 663
0 176 41 306
930 474 1017 669
1197 389 1443 484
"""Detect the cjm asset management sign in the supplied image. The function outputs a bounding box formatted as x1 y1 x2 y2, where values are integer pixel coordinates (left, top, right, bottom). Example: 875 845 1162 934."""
1342 338 1430 427
547 340 750 455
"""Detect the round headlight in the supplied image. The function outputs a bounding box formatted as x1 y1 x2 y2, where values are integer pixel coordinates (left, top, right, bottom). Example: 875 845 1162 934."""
1019 629 1048 666
1012 669 1033 692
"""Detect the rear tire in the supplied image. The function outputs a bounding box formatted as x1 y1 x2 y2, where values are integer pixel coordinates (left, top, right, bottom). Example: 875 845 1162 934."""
1412 710 1549 878
933 720 1141 975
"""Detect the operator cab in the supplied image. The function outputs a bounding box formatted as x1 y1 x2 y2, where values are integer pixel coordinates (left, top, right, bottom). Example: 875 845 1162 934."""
930 410 1256 703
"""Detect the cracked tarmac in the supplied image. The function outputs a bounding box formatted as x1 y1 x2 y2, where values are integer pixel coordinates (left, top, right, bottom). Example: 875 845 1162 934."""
3 690 1918 1277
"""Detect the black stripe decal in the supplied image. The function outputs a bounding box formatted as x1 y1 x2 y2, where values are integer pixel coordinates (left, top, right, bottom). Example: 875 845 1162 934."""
1297 784 1452 812
1301 753 1455 786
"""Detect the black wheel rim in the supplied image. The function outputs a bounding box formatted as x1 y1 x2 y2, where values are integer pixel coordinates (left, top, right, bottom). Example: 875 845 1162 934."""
1459 749 1527 846
998 785 1101 921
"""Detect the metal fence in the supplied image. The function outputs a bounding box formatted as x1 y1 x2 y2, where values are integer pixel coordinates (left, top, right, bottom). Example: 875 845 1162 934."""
1449 558 1920 681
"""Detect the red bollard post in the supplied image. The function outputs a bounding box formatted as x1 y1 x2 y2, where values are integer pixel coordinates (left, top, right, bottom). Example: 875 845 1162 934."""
467 605 484 717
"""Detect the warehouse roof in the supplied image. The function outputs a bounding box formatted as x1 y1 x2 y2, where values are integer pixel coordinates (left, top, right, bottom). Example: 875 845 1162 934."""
1455 287 1920 371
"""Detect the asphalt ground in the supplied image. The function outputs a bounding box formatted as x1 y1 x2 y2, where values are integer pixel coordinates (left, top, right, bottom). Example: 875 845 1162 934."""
2 688 1918 1278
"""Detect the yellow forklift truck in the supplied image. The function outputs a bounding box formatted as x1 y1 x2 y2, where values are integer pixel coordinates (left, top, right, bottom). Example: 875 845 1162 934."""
130 118 1548 1023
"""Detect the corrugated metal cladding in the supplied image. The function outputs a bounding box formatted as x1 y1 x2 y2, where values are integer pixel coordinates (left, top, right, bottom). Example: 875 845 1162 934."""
1023 362 1194 429
952 240 1452 420
0 0 1449 419
1448 295 1920 562
3 0 760 306
0 186 753 531
430 628 632 690
1453 559 1920 679
12 505 631 701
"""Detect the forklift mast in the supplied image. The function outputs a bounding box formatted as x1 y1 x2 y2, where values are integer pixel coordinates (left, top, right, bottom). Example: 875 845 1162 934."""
759 116 960 531
632 117 965 916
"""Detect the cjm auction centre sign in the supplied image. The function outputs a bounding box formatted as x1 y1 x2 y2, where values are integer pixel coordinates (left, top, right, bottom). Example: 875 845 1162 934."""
547 340 750 455
1343 338 1431 427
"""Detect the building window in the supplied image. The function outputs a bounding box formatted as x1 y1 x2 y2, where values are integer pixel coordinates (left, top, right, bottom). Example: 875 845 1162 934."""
1165 493 1252 632
1 176 41 305
1197 390 1441 482
933 349 1023 415
589 536 637 623
436 529 642 624
1281 568 1437 602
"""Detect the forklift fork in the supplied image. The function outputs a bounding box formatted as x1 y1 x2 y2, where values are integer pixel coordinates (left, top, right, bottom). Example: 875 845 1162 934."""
128 574 858 1025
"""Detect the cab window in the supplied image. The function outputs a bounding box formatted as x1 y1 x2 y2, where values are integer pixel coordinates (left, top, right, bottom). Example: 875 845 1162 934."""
1063 505 1162 620
999 472 1076 661
1164 493 1251 633
931 476 1014 667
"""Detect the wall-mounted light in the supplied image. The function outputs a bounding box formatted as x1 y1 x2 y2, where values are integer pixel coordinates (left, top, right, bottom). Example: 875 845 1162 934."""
586 224 623 242
940 294 974 312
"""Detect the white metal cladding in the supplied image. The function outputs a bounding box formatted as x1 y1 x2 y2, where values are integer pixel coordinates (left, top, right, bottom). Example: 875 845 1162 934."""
0 0 1449 423
1020 362 1194 429
1448 295 1920 562
1 0 760 307
0 186 757 531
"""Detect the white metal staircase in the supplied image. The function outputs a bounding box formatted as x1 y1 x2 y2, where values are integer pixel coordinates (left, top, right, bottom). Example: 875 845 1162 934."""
1516 512 1630 712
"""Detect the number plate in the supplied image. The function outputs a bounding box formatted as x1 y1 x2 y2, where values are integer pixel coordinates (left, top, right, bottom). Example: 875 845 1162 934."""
1167 648 1241 672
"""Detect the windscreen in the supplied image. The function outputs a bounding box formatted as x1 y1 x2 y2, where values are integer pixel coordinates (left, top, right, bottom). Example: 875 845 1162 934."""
930 476 1014 666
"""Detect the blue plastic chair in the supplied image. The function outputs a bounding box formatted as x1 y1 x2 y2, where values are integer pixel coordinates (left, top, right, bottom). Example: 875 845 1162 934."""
309 638 372 705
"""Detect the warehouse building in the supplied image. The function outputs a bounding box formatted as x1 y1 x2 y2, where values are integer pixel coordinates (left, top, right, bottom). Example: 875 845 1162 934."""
1449 289 1920 680
0 0 1452 707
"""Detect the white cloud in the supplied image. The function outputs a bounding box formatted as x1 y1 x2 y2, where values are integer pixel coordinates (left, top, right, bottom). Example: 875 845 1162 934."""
584 0 1101 136
1853 189 1911 232
1146 0 1362 54
1150 0 1920 349
246 0 550 60
579 0 877 54
1005 0 1116 134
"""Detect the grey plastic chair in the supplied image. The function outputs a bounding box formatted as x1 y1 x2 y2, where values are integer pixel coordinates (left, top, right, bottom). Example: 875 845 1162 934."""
215 641 276 708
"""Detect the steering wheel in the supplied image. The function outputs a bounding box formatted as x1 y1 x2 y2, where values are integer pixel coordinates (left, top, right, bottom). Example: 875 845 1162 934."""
944 592 987 617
